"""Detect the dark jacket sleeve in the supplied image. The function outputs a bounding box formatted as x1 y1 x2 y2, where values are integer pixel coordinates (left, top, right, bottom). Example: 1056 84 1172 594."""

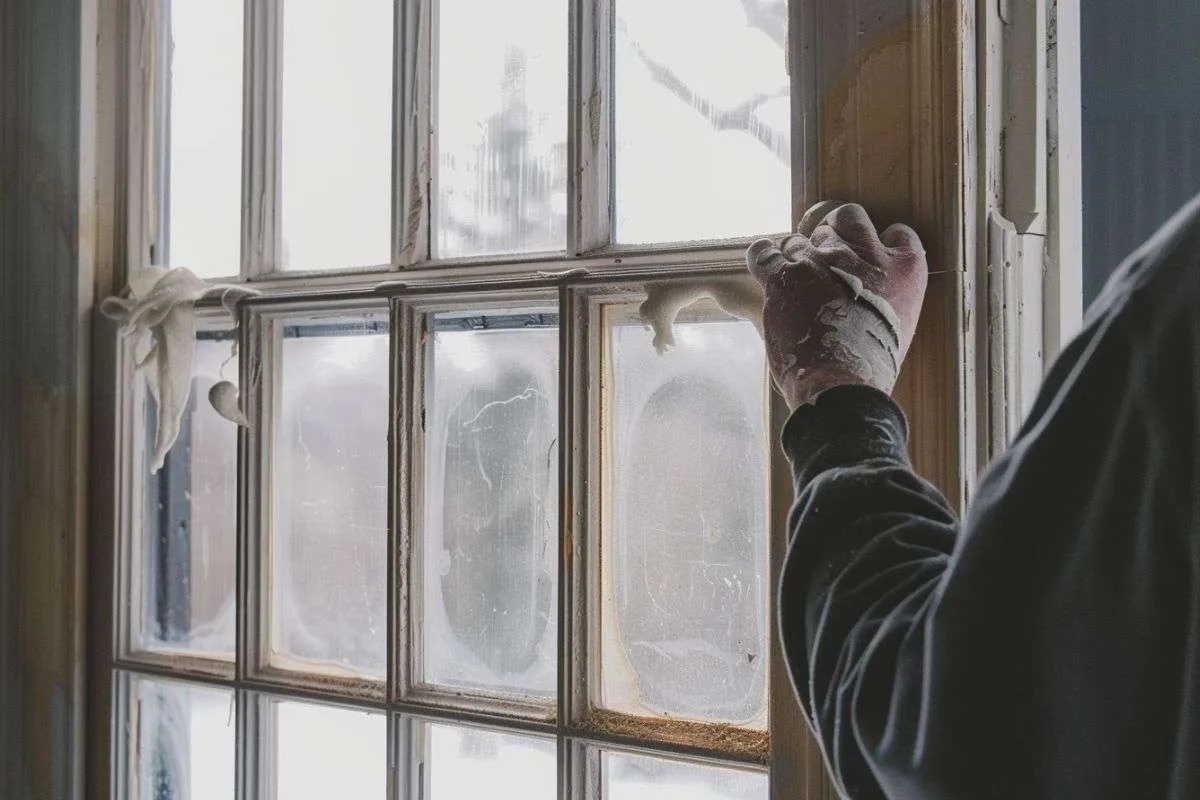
779 194 1200 800
778 385 959 799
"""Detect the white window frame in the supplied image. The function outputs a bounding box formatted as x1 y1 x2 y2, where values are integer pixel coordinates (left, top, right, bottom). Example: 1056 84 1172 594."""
109 0 795 796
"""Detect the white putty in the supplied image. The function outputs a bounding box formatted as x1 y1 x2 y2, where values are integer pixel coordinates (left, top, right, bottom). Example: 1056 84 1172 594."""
638 276 764 354
208 381 249 427
101 266 259 472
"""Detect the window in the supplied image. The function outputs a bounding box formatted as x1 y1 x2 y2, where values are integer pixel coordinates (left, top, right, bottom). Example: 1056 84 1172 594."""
113 0 790 796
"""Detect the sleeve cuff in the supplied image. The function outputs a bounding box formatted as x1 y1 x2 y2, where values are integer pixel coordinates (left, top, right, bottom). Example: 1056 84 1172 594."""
781 384 911 490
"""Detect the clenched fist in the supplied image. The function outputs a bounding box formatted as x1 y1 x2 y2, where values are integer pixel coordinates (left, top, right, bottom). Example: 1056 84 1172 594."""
747 202 928 409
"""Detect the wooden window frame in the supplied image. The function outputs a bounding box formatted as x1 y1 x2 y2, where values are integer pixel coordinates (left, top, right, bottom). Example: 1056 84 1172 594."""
83 0 972 799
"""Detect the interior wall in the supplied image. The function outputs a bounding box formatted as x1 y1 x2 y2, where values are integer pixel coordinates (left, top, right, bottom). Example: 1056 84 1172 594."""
1081 0 1200 301
0 0 91 797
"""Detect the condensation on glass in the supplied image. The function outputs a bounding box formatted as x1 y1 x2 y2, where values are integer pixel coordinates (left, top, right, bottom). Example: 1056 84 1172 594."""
603 750 768 799
434 0 568 257
162 0 243 277
128 673 235 798
280 0 393 271
613 0 790 244
420 310 559 699
417 721 557 798
270 699 386 798
140 331 239 656
600 301 768 728
269 314 389 677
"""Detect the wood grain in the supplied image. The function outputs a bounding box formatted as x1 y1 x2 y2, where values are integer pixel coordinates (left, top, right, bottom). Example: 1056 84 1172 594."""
773 0 964 796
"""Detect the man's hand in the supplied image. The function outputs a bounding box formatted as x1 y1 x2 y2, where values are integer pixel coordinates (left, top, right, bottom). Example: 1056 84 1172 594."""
747 202 928 409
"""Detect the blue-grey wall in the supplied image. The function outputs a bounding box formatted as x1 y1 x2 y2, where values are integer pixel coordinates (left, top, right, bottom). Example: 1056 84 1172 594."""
1082 0 1200 301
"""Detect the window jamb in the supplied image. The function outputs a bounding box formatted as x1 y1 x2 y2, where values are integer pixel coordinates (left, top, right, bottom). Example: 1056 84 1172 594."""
243 0 281 278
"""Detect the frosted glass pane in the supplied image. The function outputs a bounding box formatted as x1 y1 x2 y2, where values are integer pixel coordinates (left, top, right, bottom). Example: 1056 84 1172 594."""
270 317 389 677
434 0 567 257
603 751 767 799
421 312 558 699
273 700 386 799
614 0 790 243
600 304 768 727
421 721 556 798
280 0 393 271
130 675 235 799
141 333 238 656
165 0 243 277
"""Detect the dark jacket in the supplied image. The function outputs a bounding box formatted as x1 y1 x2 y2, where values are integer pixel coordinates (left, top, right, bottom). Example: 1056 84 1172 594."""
780 195 1200 799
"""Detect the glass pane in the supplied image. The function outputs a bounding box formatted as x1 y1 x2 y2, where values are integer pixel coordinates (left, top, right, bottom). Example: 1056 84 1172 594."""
129 674 235 799
164 0 243 277
419 721 556 798
272 700 386 798
603 750 767 799
140 332 238 656
269 315 389 677
614 0 790 243
420 311 558 699
1081 0 1200 301
434 0 568 257
600 302 768 727
280 0 393 271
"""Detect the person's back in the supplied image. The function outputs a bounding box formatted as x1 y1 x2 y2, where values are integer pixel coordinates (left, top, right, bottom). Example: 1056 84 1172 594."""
755 197 1200 798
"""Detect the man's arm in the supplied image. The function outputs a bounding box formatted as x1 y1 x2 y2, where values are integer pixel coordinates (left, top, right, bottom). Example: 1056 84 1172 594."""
754 198 1199 800
778 384 958 799
749 203 961 797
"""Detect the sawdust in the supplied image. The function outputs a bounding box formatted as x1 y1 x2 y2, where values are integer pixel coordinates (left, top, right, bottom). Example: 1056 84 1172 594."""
581 708 769 763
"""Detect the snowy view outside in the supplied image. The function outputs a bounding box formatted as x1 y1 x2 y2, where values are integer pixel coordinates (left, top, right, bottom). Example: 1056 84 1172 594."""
140 0 786 792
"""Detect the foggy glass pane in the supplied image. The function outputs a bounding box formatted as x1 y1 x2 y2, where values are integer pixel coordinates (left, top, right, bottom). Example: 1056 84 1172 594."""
272 700 386 799
280 0 393 271
614 0 790 244
421 312 558 699
603 751 767 799
601 305 768 727
434 0 568 257
421 721 556 798
141 333 238 656
129 674 235 799
270 316 389 677
165 0 243 277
